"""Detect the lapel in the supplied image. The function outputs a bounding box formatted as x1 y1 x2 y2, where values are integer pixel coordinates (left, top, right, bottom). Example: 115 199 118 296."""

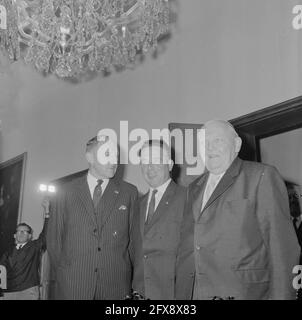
201 157 242 214
144 180 177 235
140 193 149 237
99 178 121 230
76 175 97 225
191 173 209 221
297 220 302 235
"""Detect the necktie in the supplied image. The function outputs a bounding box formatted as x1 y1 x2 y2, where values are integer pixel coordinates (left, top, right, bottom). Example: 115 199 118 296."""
146 189 158 224
202 174 220 210
93 179 103 210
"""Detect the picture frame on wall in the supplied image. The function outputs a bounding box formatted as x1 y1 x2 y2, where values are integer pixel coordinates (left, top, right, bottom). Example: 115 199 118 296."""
168 122 204 187
0 153 27 258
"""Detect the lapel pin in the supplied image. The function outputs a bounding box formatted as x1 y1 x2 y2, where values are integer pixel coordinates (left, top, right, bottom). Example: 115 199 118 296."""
114 190 119 194
119 205 127 210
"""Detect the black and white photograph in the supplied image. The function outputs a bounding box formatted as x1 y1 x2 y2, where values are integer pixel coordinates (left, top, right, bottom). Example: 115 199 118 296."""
0 0 302 307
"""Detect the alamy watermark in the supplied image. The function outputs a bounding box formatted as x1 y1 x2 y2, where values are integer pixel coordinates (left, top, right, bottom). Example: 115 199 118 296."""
292 5 302 29
95 121 206 176
0 5 7 30
292 265 302 290
0 265 7 290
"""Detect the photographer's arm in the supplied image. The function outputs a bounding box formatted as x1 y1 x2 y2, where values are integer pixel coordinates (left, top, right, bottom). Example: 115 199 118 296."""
37 198 50 250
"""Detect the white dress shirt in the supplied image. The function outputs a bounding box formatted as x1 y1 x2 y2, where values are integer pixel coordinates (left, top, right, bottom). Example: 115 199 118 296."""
16 243 27 250
87 171 109 199
201 172 225 210
145 178 171 221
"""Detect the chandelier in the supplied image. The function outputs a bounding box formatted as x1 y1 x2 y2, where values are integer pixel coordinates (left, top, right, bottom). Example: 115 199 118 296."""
0 0 170 79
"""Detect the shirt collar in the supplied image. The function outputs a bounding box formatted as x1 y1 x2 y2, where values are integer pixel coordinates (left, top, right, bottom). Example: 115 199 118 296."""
150 178 171 195
208 171 225 180
87 171 110 197
16 242 27 249
87 171 109 186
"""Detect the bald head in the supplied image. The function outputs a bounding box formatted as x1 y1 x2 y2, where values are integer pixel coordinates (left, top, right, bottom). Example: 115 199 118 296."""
202 119 242 174
204 119 238 138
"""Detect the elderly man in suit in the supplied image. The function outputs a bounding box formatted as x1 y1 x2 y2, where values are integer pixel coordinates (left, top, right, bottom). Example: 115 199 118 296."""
175 119 300 300
132 140 187 300
46 134 138 300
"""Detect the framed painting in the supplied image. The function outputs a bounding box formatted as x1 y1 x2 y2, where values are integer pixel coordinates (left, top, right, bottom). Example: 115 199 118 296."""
0 153 27 258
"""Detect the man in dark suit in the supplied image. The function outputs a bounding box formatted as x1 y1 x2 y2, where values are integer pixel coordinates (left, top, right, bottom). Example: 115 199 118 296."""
46 134 138 300
132 140 187 300
0 198 50 299
175 119 300 300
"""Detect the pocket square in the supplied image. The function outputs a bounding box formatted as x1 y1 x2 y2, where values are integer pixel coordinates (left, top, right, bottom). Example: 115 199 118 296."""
119 205 127 210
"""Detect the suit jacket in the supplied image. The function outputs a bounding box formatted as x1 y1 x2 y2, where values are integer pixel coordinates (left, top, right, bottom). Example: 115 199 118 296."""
296 222 302 248
132 180 187 300
46 174 138 300
293 220 302 265
175 157 300 300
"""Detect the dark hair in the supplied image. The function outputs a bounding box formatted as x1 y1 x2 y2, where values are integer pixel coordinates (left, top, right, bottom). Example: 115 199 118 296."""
86 136 98 153
16 223 33 235
139 139 171 158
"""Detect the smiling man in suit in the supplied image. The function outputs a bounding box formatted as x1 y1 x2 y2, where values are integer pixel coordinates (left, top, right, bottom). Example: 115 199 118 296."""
132 139 187 300
46 134 138 300
175 119 300 300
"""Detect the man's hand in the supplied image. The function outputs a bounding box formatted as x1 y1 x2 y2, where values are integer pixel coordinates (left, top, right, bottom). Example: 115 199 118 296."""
42 198 50 217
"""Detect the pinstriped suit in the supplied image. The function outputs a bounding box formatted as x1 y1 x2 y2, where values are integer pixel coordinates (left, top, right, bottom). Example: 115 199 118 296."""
46 174 138 300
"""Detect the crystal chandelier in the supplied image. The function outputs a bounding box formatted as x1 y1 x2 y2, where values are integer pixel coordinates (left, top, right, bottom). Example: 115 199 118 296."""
0 0 170 79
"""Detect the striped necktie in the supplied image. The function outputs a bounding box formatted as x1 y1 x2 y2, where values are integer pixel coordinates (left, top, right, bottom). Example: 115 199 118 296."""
93 179 103 210
146 189 158 224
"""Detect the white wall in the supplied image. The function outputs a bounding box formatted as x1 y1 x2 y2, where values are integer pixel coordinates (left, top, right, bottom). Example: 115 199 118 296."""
1 0 302 235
